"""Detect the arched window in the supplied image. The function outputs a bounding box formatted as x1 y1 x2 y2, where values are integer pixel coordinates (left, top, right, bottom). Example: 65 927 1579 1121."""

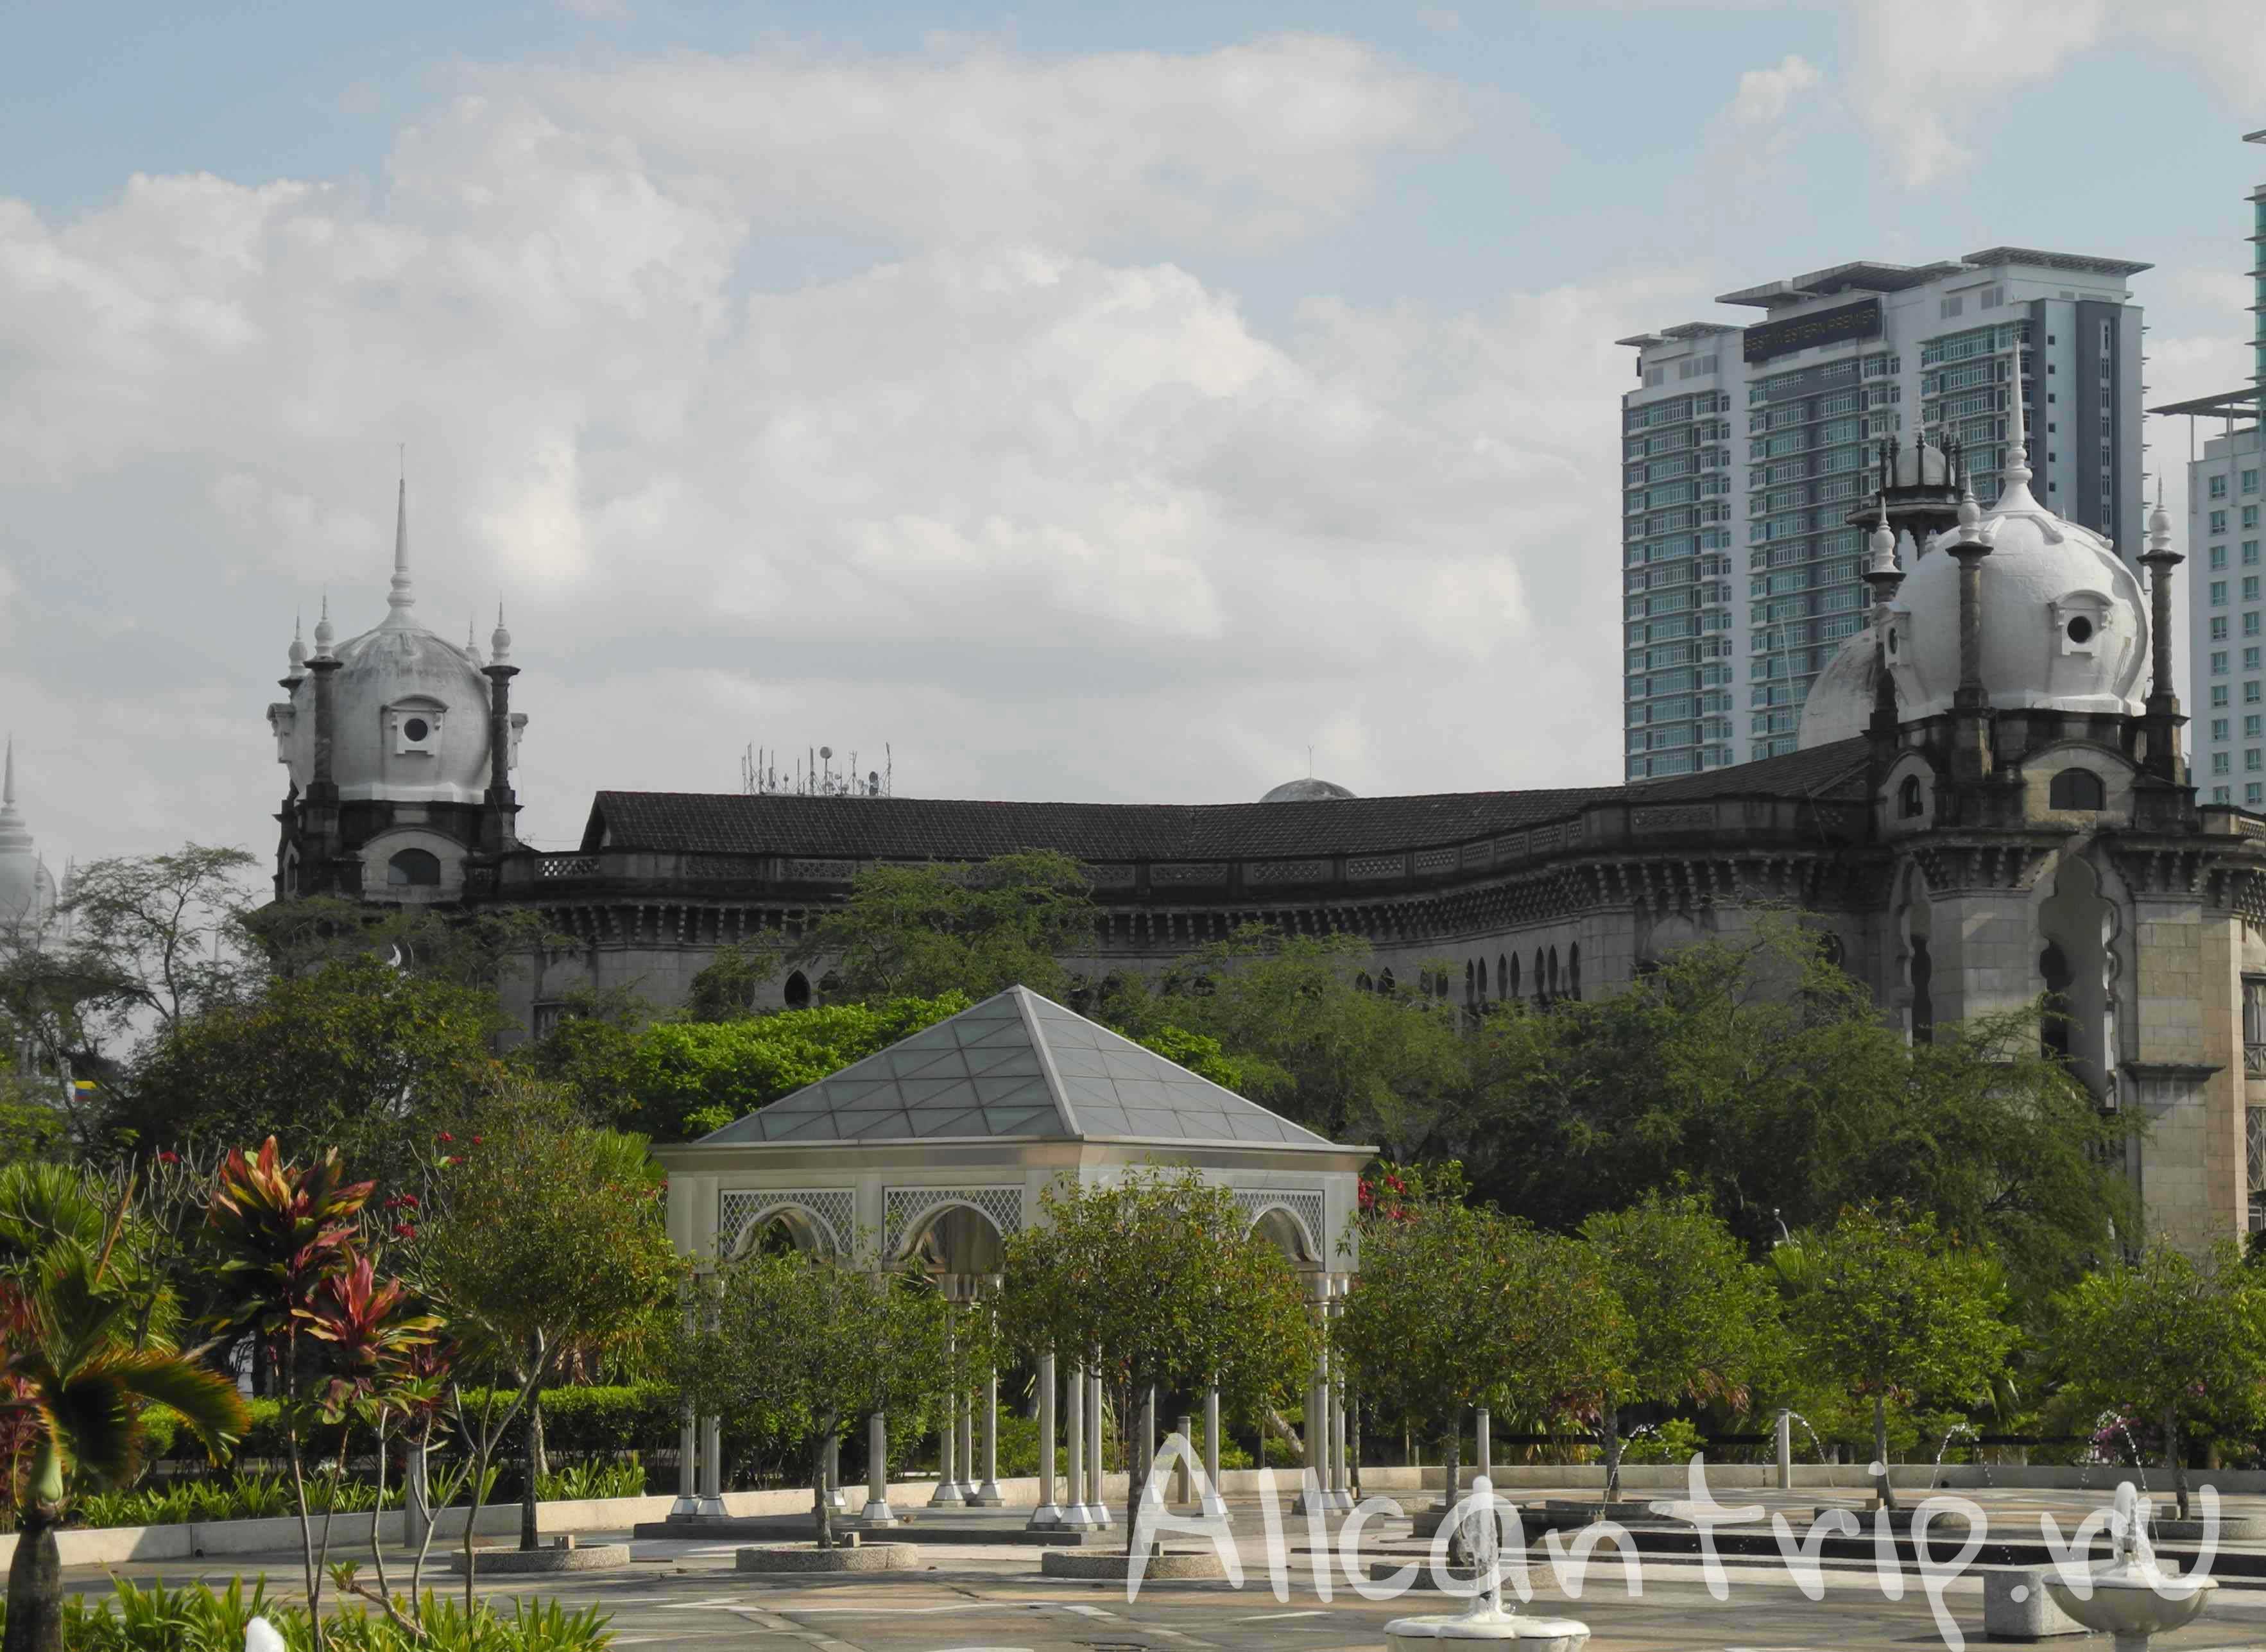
1547 946 1560 999
1355 972 1373 992
1477 956 1489 1001
2050 768 2105 811
2039 943 2073 1062
1898 775 1925 819
1568 943 1581 1001
386 848 440 887
1378 967 1396 995
1909 938 1934 1045
1498 954 1509 1001
1532 949 1545 1002
1464 960 1476 1004
782 970 812 1010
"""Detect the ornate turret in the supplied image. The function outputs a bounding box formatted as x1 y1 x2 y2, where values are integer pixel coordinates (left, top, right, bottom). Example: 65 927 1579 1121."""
2139 480 2187 782
1848 431 1967 553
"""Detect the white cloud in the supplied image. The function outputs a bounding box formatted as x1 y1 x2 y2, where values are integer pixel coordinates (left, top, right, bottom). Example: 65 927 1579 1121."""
1727 54 1821 126
0 37 1636 867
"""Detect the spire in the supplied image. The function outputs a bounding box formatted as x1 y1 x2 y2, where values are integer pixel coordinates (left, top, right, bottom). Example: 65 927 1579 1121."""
4 736 14 809
465 614 484 667
287 612 308 678
0 737 32 857
1867 494 1895 572
314 594 335 658
490 600 513 667
2149 474 2174 554
384 465 415 626
1995 374 2038 510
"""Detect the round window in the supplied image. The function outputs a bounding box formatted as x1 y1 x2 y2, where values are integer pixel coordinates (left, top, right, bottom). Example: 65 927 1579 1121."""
403 717 430 742
2066 615 2094 644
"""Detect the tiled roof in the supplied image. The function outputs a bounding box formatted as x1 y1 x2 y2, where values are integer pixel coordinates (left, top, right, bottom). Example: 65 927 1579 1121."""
697 985 1344 1151
587 786 1620 860
587 738 1872 862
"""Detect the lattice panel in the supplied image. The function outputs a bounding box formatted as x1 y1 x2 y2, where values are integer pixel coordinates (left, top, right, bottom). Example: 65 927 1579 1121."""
884 1185 1026 1256
719 1189 856 1257
1233 1189 1327 1262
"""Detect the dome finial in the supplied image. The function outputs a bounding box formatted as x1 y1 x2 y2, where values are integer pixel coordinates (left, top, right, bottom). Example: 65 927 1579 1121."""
1867 493 1894 570
385 460 415 624
4 734 14 809
287 611 308 678
1995 374 2037 510
2149 474 2172 552
490 599 512 666
313 592 334 657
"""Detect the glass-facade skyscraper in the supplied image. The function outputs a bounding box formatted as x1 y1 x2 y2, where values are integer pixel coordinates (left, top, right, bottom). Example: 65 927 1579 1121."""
1619 250 2148 779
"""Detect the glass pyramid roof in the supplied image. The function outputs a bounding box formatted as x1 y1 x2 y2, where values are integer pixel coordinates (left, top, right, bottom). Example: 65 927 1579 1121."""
697 985 1343 1150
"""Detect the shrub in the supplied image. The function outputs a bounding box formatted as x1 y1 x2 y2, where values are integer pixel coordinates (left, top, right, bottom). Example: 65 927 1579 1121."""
0 1576 612 1649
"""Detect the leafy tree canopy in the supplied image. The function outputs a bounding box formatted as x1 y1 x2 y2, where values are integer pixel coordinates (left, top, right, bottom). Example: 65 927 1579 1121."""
793 852 1097 1002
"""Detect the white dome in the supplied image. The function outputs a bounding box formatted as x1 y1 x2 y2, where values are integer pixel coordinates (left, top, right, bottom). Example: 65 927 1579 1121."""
1261 777 1356 802
271 480 517 805
1796 630 1881 749
1883 459 2147 724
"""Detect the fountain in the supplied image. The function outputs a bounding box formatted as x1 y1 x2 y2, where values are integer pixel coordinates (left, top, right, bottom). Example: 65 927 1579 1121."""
2042 1483 2215 1652
1383 1476 1590 1651
1930 1421 1991 1489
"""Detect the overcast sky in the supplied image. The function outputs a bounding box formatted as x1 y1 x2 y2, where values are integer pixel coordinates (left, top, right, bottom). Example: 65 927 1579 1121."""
4 1 2262 864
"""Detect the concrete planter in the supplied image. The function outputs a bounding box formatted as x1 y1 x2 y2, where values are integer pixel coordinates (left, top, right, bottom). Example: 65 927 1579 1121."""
1040 1549 1227 1580
449 1543 631 1575
736 1544 918 1572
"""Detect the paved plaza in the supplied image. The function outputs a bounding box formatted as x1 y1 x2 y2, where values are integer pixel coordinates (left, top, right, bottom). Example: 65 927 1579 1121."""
60 1486 2266 1650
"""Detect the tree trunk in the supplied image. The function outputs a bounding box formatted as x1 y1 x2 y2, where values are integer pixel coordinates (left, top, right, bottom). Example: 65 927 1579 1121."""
1602 1404 1622 1507
1872 1393 1895 1512
1 1514 61 1652
812 1422 836 1549
1122 1382 1149 1558
2167 1402 2189 1522
519 1385 545 1551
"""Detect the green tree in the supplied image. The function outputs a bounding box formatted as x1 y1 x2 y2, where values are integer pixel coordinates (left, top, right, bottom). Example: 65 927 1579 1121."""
626 992 970 1139
411 1083 683 1578
1580 1191 1782 1501
999 1169 1314 1553
674 1250 949 1547
510 983 653 1124
794 852 1097 1002
1457 921 2134 1296
2048 1239 2266 1519
61 847 262 1036
1774 1203 2016 1511
110 956 504 1161
1135 929 1470 1147
240 896 553 992
2 1163 245 1652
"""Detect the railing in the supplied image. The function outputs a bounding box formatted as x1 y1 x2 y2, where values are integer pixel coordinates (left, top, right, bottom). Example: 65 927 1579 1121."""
535 854 602 879
2247 1042 2266 1079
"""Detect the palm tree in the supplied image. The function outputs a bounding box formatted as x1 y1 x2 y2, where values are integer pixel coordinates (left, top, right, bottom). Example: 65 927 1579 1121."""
1 1163 246 1652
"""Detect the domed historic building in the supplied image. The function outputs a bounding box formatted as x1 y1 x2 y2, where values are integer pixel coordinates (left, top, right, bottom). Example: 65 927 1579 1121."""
266 479 526 906
276 425 2266 1251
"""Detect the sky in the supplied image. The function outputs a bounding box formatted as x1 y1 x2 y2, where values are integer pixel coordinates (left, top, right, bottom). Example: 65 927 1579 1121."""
3 1 2263 863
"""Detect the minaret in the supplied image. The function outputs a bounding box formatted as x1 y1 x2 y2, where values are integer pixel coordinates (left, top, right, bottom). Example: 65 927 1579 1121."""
1947 425 1998 782
2139 479 2188 783
1862 495 1904 746
480 603 520 852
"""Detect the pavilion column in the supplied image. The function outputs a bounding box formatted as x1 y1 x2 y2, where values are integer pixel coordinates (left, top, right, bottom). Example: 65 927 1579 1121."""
1029 1350 1061 1529
1202 1385 1227 1517
1294 1273 1329 1515
1476 1406 1492 1484
932 1296 964 1507
956 1384 975 1498
697 1414 725 1517
1328 1278 1351 1510
973 1357 1002 1506
863 1410 897 1526
671 1409 698 1519
1086 1369 1110 1526
1063 1359 1093 1528
825 1436 846 1511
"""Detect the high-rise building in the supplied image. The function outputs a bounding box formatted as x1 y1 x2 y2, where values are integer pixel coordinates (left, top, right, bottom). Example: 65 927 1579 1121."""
2152 131 2266 811
1618 248 2149 779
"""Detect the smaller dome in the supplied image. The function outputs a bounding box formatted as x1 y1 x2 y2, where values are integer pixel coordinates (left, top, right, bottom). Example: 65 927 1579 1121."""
1797 630 1883 749
1261 777 1355 803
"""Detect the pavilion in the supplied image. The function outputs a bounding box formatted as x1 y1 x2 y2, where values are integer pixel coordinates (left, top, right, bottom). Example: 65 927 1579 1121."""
651 985 1371 1526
